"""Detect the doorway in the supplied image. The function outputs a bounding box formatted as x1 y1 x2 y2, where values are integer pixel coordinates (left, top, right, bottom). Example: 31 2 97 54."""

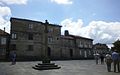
47 47 51 58
70 49 73 57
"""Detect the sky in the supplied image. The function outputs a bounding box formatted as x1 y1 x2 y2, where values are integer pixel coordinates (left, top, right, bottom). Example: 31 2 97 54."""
0 0 120 47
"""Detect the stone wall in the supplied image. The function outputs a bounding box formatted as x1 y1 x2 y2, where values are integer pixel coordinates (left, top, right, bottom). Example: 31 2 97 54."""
10 17 94 60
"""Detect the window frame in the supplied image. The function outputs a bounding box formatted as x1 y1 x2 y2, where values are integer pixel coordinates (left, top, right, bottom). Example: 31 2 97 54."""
11 33 17 39
28 24 33 29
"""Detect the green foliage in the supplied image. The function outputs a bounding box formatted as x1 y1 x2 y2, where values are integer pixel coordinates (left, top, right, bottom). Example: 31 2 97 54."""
112 40 120 53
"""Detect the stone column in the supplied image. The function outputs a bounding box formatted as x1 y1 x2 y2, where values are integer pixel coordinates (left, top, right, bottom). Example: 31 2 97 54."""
42 20 50 63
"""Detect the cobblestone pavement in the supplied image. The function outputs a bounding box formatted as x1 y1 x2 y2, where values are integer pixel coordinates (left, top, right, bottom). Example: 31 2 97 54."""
0 60 120 75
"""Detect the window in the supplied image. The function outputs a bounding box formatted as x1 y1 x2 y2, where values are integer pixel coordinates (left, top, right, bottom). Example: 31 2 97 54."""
79 41 83 47
48 28 53 33
29 24 33 29
1 37 6 45
0 49 5 55
84 51 87 58
84 43 87 48
28 33 33 40
79 50 82 55
12 33 17 39
89 50 91 55
28 45 33 51
48 37 53 43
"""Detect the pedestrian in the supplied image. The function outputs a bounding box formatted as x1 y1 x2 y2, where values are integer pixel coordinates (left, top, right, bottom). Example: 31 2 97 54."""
100 54 104 64
94 53 100 64
105 53 112 72
10 51 16 65
112 50 120 72
119 53 120 72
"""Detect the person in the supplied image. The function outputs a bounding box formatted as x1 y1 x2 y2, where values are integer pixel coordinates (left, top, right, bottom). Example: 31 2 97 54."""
119 53 120 72
100 54 104 64
94 53 100 64
10 51 16 65
105 53 112 72
112 50 120 72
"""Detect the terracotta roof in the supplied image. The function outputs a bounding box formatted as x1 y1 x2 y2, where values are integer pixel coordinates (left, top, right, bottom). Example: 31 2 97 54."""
0 29 9 35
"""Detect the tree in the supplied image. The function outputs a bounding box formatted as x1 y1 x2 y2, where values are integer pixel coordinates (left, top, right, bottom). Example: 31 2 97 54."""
112 40 120 53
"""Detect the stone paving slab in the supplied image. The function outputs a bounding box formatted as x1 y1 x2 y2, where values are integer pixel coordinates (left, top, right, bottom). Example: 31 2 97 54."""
0 60 120 75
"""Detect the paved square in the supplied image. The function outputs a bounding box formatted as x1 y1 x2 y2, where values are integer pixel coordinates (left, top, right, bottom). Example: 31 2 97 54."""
0 60 119 75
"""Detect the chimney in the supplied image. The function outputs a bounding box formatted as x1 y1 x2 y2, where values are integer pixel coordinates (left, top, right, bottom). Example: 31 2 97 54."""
4 27 5 32
64 30 69 36
3 27 6 35
45 20 49 24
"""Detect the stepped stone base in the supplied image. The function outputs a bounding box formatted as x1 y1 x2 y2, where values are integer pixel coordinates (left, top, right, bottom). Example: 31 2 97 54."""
32 63 61 70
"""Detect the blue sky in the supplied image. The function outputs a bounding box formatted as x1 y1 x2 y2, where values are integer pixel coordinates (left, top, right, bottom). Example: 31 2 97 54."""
8 0 120 25
0 0 120 47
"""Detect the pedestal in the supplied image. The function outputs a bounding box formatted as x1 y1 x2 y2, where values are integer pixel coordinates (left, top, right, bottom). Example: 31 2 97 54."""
32 62 61 70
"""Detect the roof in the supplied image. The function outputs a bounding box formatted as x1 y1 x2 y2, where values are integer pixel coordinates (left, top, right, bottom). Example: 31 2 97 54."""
93 43 107 47
61 34 93 41
0 29 9 35
61 35 74 40
69 35 93 41
10 17 62 27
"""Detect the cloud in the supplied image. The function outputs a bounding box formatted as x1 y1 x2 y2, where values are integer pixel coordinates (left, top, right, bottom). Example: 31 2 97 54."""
61 18 120 46
51 0 73 5
0 0 28 5
0 0 28 33
0 6 11 16
0 6 11 32
61 18 83 35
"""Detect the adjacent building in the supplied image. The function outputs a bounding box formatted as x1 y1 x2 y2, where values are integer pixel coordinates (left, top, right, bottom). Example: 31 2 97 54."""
93 43 109 54
0 29 10 60
60 30 93 59
10 17 94 60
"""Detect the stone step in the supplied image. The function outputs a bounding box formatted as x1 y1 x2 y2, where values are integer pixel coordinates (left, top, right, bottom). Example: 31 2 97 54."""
33 63 61 70
38 63 55 65
33 66 61 70
35 64 58 67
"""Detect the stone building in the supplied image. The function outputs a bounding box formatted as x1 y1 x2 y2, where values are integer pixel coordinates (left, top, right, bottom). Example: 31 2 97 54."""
93 43 109 54
10 17 62 60
72 35 93 59
0 29 10 60
10 17 93 60
60 35 75 59
60 30 93 59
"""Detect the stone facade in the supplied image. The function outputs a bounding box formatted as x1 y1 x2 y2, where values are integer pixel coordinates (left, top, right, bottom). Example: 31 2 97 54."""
10 17 93 60
74 35 93 59
93 43 109 54
60 35 75 59
0 29 10 60
60 30 93 59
